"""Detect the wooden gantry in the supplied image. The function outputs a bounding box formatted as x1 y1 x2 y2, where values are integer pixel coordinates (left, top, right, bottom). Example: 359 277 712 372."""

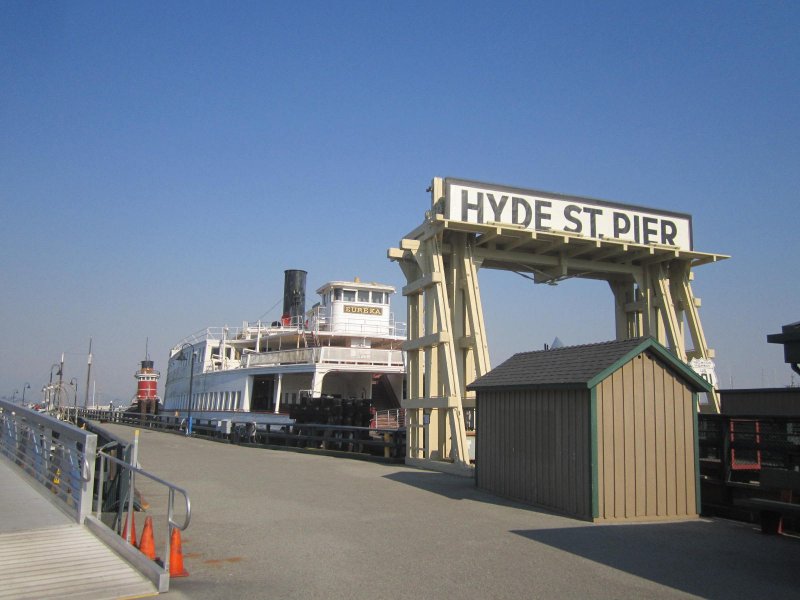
389 177 728 472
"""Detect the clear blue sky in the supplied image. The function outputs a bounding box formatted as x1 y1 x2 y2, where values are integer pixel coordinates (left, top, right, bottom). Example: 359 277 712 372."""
2 1 798 404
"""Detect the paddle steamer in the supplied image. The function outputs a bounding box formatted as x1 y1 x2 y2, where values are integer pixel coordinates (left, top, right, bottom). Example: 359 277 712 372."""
162 270 406 427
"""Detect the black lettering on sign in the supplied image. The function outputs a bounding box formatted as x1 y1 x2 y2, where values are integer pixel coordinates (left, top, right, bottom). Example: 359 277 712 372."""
535 199 551 230
461 190 483 223
642 217 658 245
343 305 383 316
486 194 508 222
582 207 602 238
564 205 582 233
512 196 532 227
613 212 630 238
661 220 677 245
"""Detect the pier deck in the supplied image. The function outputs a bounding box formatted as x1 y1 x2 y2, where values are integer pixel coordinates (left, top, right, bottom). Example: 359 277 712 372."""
104 423 798 599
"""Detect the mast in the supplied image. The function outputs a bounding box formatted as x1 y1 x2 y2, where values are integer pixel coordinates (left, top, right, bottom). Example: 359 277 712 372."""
84 338 92 409
57 352 65 409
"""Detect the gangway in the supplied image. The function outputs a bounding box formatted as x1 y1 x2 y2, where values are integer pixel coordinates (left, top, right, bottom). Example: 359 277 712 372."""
0 399 190 597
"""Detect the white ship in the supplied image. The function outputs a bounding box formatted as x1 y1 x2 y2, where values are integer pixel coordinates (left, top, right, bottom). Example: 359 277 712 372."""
162 270 406 426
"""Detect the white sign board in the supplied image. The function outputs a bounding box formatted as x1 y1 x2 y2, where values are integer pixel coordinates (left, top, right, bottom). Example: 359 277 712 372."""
689 357 718 389
443 179 693 251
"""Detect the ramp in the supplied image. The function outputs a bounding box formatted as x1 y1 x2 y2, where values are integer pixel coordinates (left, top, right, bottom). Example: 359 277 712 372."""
0 456 157 600
0 524 156 600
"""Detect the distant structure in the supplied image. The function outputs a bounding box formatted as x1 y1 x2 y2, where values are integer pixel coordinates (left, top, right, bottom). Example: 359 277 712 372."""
135 358 161 415
767 321 800 377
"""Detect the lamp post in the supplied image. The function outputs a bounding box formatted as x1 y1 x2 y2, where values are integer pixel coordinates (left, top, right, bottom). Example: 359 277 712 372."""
70 378 78 407
48 363 61 411
70 378 78 422
175 343 196 436
21 383 30 406
11 390 18 403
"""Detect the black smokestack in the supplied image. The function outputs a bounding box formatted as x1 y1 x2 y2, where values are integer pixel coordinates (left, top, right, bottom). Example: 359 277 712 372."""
282 269 307 322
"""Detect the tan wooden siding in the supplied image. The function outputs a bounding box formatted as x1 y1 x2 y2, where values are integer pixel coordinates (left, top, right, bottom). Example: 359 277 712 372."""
476 389 592 520
595 352 698 521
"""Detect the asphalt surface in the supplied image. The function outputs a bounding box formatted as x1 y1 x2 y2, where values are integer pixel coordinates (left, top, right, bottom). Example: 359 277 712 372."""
101 424 800 600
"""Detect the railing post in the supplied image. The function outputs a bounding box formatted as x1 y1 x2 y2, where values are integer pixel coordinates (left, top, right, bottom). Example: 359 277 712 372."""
78 433 97 524
96 454 106 518
125 430 140 544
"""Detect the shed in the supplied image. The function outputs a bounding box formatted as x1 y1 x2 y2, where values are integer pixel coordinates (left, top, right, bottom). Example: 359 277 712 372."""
468 337 713 522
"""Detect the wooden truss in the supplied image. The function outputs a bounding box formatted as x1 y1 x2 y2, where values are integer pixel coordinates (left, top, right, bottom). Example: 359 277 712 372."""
389 178 728 471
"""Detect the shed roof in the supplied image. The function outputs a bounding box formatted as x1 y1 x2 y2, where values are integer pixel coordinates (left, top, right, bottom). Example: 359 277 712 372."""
468 337 712 393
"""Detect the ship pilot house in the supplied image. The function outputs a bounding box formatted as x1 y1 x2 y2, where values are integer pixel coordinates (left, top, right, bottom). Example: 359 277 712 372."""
469 337 712 522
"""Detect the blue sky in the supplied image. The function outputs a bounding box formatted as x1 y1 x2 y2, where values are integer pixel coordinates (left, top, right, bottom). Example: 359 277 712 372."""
1 1 798 403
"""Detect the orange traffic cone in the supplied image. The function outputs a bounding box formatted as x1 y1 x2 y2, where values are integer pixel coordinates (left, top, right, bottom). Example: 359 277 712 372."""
121 512 137 546
168 527 189 577
138 516 157 560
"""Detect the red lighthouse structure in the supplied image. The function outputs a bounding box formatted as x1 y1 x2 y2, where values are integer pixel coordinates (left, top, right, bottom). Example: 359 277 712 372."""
135 359 161 416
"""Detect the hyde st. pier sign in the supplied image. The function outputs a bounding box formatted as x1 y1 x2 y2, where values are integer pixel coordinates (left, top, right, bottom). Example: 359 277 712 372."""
442 178 694 251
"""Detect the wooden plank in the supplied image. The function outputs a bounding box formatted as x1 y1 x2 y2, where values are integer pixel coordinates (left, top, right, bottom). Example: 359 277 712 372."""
674 378 688 515
634 355 647 517
536 391 546 507
684 387 697 515
613 369 625 519
664 368 678 517
623 362 636 518
654 364 667 516
602 378 615 519
644 354 658 516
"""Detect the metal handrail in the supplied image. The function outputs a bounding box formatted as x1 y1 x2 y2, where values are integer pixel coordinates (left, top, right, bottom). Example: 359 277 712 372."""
96 448 191 575
0 399 97 523
96 449 191 530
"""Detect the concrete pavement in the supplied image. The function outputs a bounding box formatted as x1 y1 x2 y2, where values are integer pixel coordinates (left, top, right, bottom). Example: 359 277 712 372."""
103 424 800 600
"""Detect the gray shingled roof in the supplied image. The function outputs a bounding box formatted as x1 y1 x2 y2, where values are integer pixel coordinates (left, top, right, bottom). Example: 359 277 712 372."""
468 337 650 390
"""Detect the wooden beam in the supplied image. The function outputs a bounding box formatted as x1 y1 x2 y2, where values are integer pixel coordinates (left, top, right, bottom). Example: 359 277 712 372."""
402 272 443 296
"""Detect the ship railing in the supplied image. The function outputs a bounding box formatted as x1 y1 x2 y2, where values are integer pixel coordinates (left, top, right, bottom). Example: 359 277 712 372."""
314 320 407 337
171 326 251 354
319 347 404 366
243 347 404 368
0 399 96 524
238 314 408 338
172 317 409 354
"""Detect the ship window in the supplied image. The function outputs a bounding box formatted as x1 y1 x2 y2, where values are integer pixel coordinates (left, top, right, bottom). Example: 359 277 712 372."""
334 288 342 301
343 290 356 301
358 290 369 302
371 291 386 304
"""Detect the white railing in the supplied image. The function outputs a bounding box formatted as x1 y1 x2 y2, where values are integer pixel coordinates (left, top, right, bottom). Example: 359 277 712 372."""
171 312 408 357
245 347 318 367
320 347 404 366
244 347 404 369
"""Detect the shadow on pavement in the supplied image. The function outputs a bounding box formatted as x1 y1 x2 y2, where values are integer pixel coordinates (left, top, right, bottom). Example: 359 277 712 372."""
513 519 800 599
382 469 560 514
